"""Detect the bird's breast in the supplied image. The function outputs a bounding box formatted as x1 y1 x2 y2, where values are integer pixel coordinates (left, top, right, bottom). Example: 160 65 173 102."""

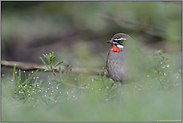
106 50 126 82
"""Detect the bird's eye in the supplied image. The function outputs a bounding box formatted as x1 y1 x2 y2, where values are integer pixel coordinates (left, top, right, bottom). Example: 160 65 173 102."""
113 37 126 45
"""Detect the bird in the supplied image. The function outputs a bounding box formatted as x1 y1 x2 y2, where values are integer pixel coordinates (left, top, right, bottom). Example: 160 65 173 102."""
106 33 133 103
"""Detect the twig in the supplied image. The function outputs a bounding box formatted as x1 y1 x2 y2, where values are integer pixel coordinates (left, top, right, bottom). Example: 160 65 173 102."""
1 60 108 76
102 12 164 38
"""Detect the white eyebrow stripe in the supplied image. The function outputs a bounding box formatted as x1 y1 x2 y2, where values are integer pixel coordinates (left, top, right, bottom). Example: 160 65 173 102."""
113 42 118 44
117 44 124 49
114 37 126 41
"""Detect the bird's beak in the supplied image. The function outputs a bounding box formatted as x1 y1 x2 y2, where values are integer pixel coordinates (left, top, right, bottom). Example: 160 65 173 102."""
107 40 113 44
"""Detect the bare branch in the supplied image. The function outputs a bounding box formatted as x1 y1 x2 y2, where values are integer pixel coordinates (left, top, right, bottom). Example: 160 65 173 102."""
1 60 108 76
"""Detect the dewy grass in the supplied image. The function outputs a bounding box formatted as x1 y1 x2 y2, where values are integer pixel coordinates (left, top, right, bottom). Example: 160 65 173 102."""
1 50 182 122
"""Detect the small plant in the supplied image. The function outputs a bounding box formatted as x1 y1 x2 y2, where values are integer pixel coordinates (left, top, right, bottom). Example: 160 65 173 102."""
153 49 171 75
36 52 75 87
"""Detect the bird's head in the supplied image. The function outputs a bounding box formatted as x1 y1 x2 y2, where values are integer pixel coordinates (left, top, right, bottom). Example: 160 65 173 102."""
107 33 131 52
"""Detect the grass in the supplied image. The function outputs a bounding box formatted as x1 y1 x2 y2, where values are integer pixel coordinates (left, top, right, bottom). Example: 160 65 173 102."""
1 50 182 122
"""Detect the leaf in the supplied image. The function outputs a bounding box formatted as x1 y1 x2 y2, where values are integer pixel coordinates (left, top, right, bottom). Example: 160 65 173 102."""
40 57 49 69
59 66 62 79
20 69 40 86
63 65 72 80
35 67 47 70
44 69 51 72
13 65 16 82
53 52 58 59
55 61 63 68
17 70 21 87
100 53 107 63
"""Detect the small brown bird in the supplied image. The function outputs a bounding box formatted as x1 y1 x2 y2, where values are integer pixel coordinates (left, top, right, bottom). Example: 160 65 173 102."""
106 33 133 102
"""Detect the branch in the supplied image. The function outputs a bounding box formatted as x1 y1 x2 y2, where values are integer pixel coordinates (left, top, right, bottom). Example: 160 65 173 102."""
1 60 108 76
102 12 164 38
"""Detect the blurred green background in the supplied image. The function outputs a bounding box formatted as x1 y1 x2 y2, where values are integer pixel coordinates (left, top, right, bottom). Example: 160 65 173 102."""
1 1 182 122
1 1 181 68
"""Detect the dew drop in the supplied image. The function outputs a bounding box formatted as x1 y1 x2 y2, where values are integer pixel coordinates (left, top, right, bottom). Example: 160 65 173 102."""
147 75 149 77
167 64 170 67
49 82 51 85
19 91 24 93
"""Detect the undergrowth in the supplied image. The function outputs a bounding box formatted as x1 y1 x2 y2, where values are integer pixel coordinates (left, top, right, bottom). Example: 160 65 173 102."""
1 50 181 122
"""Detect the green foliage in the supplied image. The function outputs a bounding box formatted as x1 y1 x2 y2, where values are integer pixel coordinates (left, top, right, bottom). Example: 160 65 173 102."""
1 51 181 122
37 52 75 87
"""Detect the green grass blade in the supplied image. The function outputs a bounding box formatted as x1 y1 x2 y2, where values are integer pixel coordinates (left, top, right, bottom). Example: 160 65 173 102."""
13 65 16 82
59 66 62 79
35 67 47 70
17 70 21 88
100 53 107 63
13 65 16 89
20 69 40 86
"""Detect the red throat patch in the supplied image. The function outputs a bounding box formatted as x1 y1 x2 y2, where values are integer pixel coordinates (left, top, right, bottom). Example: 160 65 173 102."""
112 44 121 52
